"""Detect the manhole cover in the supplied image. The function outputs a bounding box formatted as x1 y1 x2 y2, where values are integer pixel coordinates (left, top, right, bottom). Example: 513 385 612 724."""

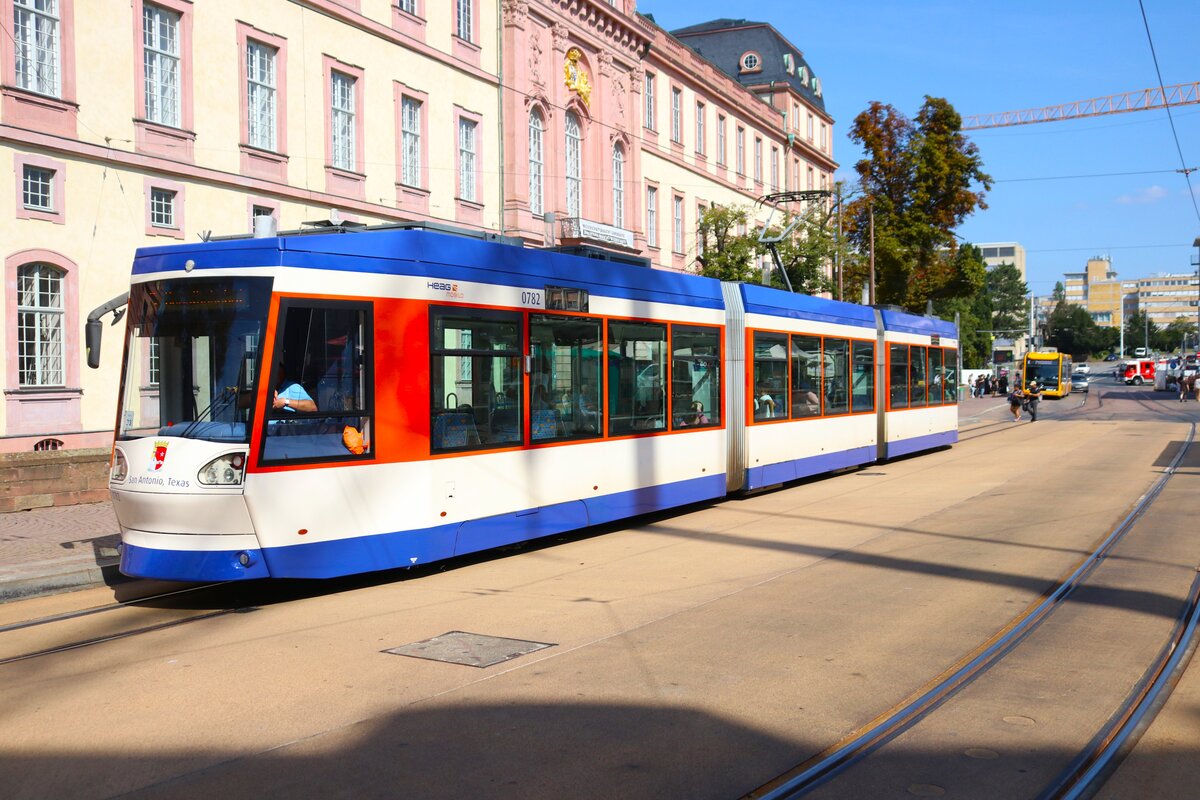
383 631 555 668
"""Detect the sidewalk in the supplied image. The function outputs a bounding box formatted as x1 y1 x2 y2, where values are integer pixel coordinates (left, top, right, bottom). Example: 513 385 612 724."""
0 501 123 603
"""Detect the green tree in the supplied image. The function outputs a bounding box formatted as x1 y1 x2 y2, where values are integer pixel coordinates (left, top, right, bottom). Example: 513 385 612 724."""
760 200 850 295
1046 301 1106 359
695 206 760 282
843 97 992 311
1154 317 1197 352
1052 282 1066 303
934 288 991 369
986 263 1029 337
1123 310 1157 353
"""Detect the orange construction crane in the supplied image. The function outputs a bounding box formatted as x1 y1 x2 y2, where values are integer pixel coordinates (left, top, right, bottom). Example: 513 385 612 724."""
962 81 1199 130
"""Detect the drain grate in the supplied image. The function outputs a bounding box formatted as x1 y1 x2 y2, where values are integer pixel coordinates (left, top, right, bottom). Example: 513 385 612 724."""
383 631 555 668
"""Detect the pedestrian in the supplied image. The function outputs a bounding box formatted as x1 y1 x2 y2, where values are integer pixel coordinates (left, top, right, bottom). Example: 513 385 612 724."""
1008 383 1024 421
974 375 985 399
983 375 993 397
999 374 1009 396
1025 379 1042 422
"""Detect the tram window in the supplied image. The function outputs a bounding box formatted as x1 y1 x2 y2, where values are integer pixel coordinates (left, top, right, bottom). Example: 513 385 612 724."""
608 321 668 434
430 309 522 452
943 349 958 403
928 348 944 404
753 331 788 421
824 338 849 415
262 301 373 463
889 344 909 409
671 325 721 429
851 341 874 412
910 346 928 406
530 315 602 441
790 335 821 418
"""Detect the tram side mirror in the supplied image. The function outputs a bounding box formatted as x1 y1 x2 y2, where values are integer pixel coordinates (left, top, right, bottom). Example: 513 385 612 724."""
85 320 102 369
85 291 129 369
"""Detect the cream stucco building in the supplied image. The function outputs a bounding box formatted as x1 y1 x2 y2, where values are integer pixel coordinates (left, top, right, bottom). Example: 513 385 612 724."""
1 1 834 452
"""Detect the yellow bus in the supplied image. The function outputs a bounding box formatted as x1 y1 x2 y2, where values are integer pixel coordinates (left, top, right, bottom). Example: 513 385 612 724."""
1022 351 1073 398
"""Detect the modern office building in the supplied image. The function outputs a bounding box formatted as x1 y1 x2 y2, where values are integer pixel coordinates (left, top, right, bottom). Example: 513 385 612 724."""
977 242 1026 280
1 2 834 451
1133 273 1200 328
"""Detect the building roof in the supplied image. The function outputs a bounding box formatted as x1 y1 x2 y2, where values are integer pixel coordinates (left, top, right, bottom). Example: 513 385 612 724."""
668 19 826 113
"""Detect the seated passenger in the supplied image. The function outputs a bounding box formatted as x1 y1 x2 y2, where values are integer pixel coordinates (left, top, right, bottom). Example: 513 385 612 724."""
576 382 599 431
678 401 710 427
754 384 776 419
273 372 317 415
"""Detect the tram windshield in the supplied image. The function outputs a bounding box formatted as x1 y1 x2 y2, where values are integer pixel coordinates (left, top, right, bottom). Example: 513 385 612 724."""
116 277 273 443
1024 358 1061 388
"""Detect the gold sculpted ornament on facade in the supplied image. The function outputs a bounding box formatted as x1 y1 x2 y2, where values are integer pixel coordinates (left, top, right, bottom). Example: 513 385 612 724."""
563 48 591 107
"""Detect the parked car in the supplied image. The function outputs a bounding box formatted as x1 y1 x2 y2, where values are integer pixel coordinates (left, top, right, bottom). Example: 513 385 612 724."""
1071 373 1090 392
1104 353 1120 361
1074 363 1090 374
1134 347 1149 357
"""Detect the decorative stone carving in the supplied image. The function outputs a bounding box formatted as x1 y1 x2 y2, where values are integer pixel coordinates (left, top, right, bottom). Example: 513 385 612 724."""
612 71 626 127
598 49 613 78
551 22 569 53
630 66 645 95
501 0 528 27
529 27 544 86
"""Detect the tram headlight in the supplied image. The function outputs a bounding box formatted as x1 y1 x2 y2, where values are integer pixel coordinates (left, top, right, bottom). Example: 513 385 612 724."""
198 452 246 486
110 450 128 483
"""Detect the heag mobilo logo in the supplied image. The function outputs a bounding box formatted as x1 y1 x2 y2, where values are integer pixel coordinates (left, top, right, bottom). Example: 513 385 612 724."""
149 440 169 471
427 280 464 299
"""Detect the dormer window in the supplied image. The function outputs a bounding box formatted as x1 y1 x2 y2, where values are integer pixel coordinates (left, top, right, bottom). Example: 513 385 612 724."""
782 53 794 75
739 52 761 73
813 78 822 97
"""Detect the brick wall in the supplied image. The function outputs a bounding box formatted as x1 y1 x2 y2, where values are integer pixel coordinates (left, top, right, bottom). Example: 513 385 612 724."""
0 449 111 513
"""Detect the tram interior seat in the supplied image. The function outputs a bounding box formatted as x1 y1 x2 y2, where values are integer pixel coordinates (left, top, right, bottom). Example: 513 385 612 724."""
489 407 520 443
531 409 563 440
433 412 480 449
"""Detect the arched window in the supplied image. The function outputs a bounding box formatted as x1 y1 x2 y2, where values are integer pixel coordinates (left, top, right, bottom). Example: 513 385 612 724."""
611 143 625 228
529 109 544 217
17 263 65 387
565 111 582 219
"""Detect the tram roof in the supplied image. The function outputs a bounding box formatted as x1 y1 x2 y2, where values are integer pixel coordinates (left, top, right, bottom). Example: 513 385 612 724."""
131 227 726 310
740 283 875 329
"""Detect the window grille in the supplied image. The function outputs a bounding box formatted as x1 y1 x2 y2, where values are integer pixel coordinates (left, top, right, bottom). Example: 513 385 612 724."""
22 165 53 210
458 118 477 202
455 0 472 41
143 4 181 127
565 112 582 218
246 41 277 151
612 145 625 228
643 73 655 130
150 187 176 227
330 71 355 171
528 110 544 216
646 186 657 248
673 196 683 253
14 0 60 96
17 263 64 387
401 97 422 187
670 88 681 142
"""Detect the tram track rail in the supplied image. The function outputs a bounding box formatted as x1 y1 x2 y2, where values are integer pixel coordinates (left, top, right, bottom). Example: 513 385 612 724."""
0 582 243 666
746 420 1198 800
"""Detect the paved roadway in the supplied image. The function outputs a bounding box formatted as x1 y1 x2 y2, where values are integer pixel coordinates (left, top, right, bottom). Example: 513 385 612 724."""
1 381 1198 799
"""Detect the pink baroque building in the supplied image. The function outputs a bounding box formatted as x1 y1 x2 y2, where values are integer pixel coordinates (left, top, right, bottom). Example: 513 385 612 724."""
499 5 837 273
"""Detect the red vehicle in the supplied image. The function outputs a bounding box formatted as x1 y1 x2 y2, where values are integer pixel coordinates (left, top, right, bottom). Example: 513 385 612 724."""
1123 359 1156 385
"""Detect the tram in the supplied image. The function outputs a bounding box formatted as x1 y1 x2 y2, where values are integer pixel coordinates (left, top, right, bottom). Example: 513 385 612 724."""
87 222 958 582
1021 351 1073 398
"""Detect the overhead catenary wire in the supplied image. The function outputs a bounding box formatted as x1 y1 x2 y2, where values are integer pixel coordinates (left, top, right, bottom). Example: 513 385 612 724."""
1136 0 1200 226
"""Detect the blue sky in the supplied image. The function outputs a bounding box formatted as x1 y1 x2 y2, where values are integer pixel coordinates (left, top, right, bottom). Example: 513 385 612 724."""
639 0 1200 296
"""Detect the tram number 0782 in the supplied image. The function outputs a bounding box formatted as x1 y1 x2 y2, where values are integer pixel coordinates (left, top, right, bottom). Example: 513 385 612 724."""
520 290 543 308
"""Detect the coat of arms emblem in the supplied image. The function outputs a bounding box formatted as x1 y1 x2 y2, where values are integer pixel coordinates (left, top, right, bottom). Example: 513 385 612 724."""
563 48 591 107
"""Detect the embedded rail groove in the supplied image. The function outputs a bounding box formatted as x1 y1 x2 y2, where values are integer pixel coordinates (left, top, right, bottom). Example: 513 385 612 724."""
746 421 1197 800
